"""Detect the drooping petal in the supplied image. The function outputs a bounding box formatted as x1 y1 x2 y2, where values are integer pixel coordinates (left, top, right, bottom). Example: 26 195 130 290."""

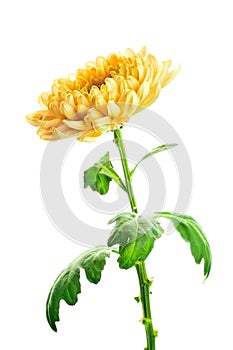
86 107 104 122
63 120 88 131
55 125 83 139
78 129 102 142
107 101 121 118
93 117 112 132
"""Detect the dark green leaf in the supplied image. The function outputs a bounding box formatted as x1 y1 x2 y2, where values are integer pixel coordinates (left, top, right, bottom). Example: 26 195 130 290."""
131 144 178 175
156 212 212 279
46 246 111 332
84 152 113 195
108 212 163 269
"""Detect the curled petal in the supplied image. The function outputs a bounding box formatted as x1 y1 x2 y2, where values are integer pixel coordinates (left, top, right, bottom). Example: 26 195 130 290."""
60 101 76 119
93 117 112 132
87 108 104 122
160 64 181 88
63 120 88 131
49 102 63 116
55 125 83 139
78 129 102 142
107 101 121 118
37 128 60 140
119 89 139 117
152 60 172 87
26 110 60 127
95 95 108 115
142 85 161 107
38 92 50 107
127 76 140 91
137 81 151 104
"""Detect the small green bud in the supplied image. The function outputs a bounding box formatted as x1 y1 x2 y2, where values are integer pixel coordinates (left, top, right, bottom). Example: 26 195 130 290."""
142 317 152 326
134 296 141 303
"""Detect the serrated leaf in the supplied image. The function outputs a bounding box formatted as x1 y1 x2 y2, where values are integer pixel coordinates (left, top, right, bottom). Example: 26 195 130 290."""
46 246 111 332
131 144 178 175
156 212 212 279
108 212 163 269
118 234 155 269
84 152 113 195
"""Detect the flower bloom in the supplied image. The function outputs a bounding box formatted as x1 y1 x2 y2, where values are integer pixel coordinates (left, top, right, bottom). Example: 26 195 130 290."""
26 47 179 142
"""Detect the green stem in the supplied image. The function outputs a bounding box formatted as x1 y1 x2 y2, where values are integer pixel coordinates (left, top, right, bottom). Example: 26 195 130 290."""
98 164 127 192
113 129 137 213
113 128 156 350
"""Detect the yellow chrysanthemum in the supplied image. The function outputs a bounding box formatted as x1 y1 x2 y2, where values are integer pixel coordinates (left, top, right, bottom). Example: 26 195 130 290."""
26 47 179 142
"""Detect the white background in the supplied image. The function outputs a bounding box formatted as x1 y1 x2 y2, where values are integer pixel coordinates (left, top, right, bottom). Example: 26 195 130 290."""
1 0 233 349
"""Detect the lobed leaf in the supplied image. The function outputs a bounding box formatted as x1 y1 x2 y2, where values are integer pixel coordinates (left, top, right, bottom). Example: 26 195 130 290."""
46 246 111 332
156 212 212 279
84 152 113 195
108 212 163 269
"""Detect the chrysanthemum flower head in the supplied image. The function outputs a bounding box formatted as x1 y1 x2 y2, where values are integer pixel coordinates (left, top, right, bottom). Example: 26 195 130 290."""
26 47 180 142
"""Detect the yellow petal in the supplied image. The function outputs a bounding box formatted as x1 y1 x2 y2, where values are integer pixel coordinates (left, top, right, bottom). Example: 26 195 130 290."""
127 76 140 91
66 93 75 107
37 128 59 141
120 79 129 91
142 85 161 107
63 120 88 131
38 92 50 107
145 54 158 71
160 65 181 88
26 110 57 126
125 48 135 58
152 60 172 86
137 81 150 103
60 101 76 119
49 102 63 116
136 56 146 83
95 95 108 115
87 107 104 122
93 117 112 132
119 89 139 117
107 101 121 118
139 46 147 57
105 77 120 100
78 129 102 142
39 118 62 130
55 126 82 139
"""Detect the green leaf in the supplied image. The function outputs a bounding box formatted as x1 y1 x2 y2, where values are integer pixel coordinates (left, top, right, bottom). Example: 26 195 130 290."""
84 152 126 194
155 212 212 279
118 235 155 269
46 246 111 332
84 152 113 195
108 212 163 269
131 144 178 175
